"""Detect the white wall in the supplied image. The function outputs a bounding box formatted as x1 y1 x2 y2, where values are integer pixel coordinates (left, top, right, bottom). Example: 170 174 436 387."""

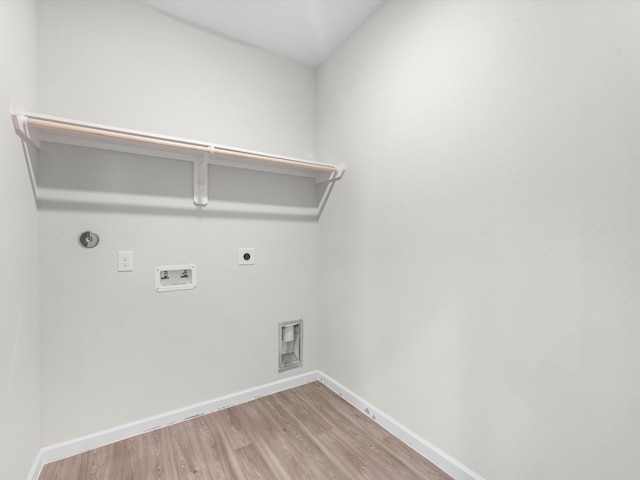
37 1 315 158
18 1 640 477
0 1 40 478
37 1 320 445
318 2 640 479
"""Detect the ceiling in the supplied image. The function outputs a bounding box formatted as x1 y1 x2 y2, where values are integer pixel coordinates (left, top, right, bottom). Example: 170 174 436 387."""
141 0 386 67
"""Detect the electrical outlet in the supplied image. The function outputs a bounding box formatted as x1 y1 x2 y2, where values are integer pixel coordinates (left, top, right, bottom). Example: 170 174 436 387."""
118 251 134 272
238 248 255 265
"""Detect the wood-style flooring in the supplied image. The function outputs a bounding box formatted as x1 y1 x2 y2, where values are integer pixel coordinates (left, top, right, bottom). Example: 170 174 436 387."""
39 381 452 480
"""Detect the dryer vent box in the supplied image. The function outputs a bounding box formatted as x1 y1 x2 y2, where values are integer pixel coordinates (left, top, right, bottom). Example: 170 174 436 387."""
279 320 303 372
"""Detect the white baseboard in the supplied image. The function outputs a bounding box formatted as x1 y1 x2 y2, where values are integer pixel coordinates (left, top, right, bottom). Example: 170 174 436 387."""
28 370 483 480
28 371 318 480
26 450 44 480
317 372 485 480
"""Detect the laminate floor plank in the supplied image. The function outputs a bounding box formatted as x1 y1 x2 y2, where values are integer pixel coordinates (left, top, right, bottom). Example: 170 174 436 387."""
247 402 319 479
198 411 239 480
125 432 157 479
39 381 452 480
260 394 348 479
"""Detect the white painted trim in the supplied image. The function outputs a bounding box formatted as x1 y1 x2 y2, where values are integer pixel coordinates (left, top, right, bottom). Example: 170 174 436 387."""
317 372 485 480
28 371 318 480
26 449 44 480
28 370 483 480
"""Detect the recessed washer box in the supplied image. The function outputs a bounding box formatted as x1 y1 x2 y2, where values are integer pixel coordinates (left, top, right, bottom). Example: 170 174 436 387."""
155 264 197 292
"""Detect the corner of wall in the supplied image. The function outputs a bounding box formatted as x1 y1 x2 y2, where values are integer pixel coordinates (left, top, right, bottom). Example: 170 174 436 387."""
0 1 40 479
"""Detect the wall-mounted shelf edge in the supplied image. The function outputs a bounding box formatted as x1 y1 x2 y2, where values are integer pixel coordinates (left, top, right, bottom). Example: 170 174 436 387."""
10 107 345 213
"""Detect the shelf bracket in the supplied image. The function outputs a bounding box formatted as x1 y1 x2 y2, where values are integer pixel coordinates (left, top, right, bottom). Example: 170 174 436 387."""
10 107 39 200
316 166 346 185
11 108 40 149
193 146 213 206
315 166 346 219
